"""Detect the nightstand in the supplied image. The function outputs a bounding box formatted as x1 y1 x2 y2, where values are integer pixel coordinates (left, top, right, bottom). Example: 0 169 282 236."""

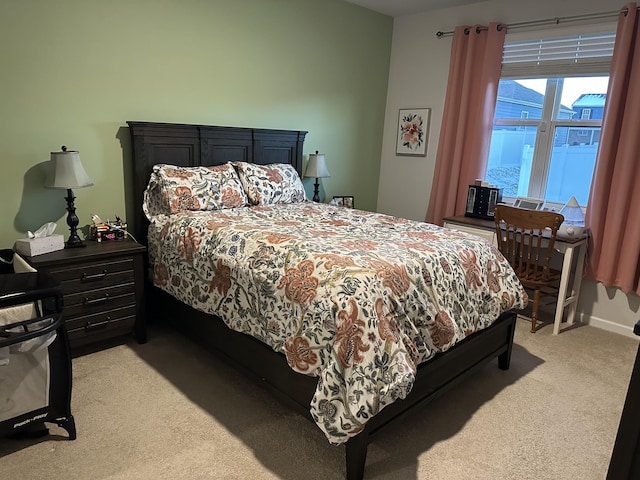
23 239 146 351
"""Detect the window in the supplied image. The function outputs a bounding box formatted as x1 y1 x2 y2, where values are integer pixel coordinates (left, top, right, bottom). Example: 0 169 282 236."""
485 32 614 207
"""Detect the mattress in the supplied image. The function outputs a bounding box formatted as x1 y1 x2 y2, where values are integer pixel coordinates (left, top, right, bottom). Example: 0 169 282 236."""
146 202 528 443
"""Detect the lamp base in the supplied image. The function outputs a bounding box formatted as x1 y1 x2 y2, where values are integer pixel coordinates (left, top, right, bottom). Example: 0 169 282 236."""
64 188 87 249
313 178 320 203
65 237 87 249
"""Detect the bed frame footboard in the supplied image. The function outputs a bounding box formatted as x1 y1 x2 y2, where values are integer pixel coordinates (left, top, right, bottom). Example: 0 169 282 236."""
343 310 516 479
152 286 516 480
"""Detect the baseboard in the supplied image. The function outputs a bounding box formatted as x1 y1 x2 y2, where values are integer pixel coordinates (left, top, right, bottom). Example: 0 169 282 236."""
581 313 638 339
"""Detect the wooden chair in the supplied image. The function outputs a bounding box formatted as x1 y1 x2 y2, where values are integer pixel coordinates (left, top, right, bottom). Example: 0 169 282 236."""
493 205 564 333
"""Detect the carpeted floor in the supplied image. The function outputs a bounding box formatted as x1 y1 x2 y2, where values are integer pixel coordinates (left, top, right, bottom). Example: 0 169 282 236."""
1 316 637 480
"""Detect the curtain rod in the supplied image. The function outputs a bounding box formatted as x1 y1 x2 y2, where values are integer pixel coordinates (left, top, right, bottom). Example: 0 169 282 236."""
435 6 634 38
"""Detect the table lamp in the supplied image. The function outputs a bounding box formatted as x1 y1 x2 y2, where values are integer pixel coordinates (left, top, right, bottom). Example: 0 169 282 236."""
46 146 94 248
304 150 330 202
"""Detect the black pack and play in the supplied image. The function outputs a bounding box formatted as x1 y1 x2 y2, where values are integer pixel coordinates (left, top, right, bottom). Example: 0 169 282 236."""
0 252 76 441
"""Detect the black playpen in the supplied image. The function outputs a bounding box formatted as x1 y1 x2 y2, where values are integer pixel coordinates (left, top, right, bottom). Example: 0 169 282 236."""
0 250 75 440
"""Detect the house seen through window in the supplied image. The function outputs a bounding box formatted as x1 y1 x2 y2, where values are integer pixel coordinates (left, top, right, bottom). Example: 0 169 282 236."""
484 32 615 208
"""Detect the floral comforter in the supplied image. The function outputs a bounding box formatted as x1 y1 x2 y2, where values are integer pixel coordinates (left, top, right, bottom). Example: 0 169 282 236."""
147 202 527 444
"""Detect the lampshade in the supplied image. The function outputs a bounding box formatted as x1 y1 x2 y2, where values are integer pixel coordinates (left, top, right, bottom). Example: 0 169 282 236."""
46 146 93 189
304 151 330 179
558 196 586 239
559 196 585 224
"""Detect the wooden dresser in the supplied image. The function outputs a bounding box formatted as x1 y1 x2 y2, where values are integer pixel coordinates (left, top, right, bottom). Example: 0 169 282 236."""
25 239 146 351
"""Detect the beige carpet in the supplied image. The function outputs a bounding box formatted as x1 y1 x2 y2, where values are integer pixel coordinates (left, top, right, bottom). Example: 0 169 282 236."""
1 316 637 480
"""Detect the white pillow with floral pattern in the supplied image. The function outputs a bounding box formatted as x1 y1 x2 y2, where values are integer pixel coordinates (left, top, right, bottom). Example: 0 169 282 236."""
143 163 248 219
232 162 307 205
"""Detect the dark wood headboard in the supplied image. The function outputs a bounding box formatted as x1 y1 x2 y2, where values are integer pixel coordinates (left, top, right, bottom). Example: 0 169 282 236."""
127 121 307 245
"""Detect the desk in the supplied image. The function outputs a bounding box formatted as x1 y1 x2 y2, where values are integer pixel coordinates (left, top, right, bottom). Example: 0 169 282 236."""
443 215 588 335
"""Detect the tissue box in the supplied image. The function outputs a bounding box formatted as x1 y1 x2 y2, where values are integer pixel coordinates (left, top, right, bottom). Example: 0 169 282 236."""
15 235 65 257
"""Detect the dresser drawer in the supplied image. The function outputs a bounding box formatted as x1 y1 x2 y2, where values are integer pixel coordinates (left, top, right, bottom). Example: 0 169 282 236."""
63 285 136 318
66 305 136 345
65 305 136 332
46 258 135 294
443 221 497 245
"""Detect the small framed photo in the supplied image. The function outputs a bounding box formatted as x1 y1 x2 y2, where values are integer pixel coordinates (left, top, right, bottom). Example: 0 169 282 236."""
332 195 354 209
396 108 430 156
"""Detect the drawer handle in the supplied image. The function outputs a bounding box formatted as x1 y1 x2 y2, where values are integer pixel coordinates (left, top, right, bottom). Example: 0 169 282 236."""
85 318 110 331
82 270 108 281
84 294 109 305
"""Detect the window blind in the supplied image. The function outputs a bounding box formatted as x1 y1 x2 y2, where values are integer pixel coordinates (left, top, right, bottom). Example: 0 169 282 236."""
501 33 615 78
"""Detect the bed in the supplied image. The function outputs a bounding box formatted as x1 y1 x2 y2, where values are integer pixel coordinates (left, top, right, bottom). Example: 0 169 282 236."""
127 121 527 479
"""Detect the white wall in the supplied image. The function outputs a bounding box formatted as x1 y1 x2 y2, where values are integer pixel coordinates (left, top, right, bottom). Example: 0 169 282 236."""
378 0 640 336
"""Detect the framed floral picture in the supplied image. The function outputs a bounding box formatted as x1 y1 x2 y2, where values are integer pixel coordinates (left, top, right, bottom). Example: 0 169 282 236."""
396 108 430 156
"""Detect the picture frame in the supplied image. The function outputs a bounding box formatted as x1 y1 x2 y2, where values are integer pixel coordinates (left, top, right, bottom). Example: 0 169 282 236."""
396 108 430 156
332 195 354 209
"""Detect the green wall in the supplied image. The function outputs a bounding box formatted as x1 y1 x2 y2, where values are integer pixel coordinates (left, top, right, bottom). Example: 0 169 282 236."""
0 0 392 248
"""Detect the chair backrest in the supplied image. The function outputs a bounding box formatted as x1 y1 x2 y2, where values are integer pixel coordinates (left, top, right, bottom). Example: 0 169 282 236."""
493 205 564 283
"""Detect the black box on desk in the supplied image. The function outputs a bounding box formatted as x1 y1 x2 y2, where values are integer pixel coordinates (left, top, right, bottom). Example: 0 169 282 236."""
465 185 502 220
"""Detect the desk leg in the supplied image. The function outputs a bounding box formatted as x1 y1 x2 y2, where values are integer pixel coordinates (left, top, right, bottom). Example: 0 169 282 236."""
554 245 574 335
566 243 586 327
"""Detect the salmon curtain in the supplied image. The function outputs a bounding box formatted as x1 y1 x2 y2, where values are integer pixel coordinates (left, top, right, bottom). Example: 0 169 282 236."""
425 23 505 226
585 3 640 295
